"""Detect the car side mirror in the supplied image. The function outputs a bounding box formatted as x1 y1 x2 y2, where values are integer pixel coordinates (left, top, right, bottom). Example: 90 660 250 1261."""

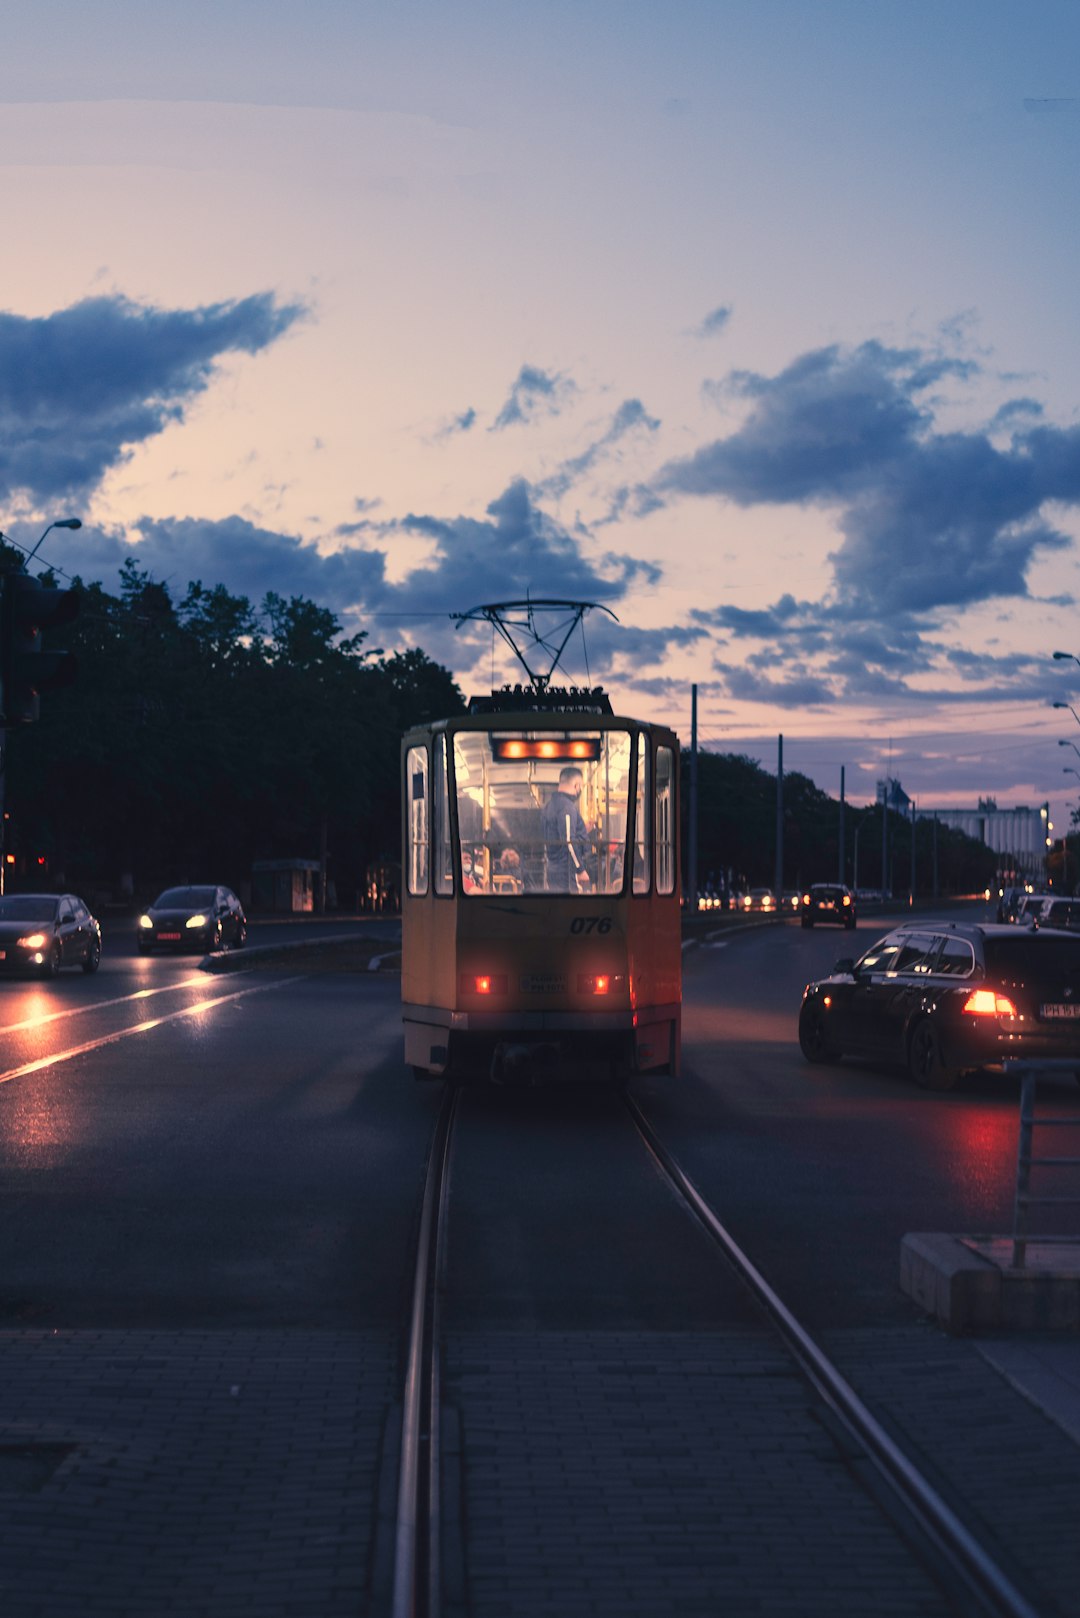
833 957 856 977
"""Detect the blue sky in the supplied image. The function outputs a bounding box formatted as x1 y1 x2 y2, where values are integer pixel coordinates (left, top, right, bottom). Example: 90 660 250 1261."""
3 1 1080 828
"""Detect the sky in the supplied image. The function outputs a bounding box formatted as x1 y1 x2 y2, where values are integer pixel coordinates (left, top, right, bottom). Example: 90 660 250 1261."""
3 0 1080 832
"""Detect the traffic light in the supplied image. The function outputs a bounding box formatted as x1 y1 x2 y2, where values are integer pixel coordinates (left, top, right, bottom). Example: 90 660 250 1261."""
0 571 80 724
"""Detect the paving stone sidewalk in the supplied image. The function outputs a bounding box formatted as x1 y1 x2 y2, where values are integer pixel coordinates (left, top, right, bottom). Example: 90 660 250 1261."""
0 1330 395 1618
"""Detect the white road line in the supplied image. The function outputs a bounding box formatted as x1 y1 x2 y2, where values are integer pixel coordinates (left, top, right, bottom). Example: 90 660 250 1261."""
0 976 303 1087
0 975 208 1035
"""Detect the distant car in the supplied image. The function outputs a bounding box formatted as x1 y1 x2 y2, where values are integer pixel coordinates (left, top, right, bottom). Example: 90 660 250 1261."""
0 892 102 977
137 885 247 953
800 883 857 929
1014 893 1049 927
1034 897 1080 932
996 885 1025 923
742 887 776 912
798 920 1080 1090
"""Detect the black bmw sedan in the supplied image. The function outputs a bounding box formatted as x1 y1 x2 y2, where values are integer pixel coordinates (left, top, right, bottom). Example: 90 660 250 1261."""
798 921 1080 1091
137 886 247 954
0 893 102 977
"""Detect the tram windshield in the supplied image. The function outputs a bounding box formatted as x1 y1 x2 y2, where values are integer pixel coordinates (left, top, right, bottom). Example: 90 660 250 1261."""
452 729 633 895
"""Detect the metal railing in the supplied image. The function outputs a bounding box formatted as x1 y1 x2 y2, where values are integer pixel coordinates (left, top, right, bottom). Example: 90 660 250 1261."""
1004 1060 1080 1267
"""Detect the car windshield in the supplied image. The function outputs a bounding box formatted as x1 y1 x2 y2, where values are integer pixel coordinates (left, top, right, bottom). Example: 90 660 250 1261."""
154 888 215 908
813 888 844 900
0 897 58 922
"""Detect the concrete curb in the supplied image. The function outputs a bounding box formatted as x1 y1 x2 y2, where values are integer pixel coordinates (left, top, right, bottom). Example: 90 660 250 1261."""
198 934 398 974
901 1232 1080 1333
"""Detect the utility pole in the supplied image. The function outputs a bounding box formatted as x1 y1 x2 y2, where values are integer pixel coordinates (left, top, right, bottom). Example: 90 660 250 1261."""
838 766 846 884
774 734 784 901
688 684 698 914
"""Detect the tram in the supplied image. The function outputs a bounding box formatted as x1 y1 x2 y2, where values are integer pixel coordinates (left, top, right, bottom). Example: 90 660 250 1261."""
401 604 681 1082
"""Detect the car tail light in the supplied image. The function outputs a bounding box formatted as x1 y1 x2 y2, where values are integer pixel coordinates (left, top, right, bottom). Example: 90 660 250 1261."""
579 973 613 995
963 989 1019 1018
842 894 851 907
460 973 507 996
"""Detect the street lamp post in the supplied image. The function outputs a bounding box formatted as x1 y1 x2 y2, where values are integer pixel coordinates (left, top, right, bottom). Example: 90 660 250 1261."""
22 517 81 570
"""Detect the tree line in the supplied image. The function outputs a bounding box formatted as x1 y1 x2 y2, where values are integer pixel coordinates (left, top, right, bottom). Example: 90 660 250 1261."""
1 540 996 908
1 543 464 909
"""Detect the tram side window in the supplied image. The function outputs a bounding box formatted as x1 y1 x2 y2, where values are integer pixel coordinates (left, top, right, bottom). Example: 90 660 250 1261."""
633 733 650 894
655 745 675 896
407 745 429 895
434 735 453 895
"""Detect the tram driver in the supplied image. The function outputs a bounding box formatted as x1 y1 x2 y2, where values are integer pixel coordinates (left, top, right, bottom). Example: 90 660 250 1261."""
541 765 593 891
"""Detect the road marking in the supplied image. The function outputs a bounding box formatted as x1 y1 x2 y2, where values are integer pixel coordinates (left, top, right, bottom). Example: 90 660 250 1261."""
0 976 303 1087
0 976 208 1035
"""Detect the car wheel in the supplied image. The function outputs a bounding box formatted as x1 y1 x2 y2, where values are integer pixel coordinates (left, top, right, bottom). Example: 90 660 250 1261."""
42 942 62 979
233 922 246 948
801 917 812 929
798 1001 839 1064
908 1021 958 1091
82 937 102 974
210 923 223 951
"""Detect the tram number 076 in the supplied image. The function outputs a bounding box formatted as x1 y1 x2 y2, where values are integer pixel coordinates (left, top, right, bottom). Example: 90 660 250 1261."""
569 916 612 935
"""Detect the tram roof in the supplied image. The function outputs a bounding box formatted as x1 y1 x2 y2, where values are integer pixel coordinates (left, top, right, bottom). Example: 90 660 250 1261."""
404 693 678 742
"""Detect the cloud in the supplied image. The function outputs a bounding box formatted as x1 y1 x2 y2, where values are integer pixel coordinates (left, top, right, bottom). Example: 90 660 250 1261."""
491 364 576 430
658 339 1080 621
0 291 305 503
47 478 693 683
535 397 661 500
434 406 477 440
692 305 732 339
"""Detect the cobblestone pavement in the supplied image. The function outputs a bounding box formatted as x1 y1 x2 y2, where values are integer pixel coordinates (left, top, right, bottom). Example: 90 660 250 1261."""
444 1330 952 1618
0 1330 396 1618
4 1323 1080 1617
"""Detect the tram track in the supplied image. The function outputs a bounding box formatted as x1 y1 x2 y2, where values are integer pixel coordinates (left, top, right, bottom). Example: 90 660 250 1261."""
391 1081 1043 1618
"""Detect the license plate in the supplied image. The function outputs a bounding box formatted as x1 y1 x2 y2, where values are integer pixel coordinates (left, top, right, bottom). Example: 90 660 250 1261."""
1040 1003 1080 1019
158 932 181 941
520 973 566 994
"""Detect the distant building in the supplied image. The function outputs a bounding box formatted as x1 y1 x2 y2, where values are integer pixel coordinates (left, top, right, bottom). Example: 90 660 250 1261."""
914 797 1047 882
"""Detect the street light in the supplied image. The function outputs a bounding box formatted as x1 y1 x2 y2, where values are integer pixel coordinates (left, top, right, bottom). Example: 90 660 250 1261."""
1060 739 1080 761
1054 701 1080 727
1053 651 1080 667
23 517 81 570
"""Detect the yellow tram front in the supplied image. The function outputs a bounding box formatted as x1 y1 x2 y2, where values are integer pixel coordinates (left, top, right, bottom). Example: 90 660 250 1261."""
401 687 681 1082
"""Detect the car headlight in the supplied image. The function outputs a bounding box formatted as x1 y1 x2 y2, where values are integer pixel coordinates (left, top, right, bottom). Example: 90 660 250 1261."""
138 915 153 929
185 914 208 929
17 932 48 949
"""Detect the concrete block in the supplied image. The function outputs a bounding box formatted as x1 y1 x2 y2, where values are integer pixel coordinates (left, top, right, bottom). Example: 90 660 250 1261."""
900 1233 1002 1333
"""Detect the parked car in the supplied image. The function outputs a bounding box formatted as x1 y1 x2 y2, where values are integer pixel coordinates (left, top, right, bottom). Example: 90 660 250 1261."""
0 892 102 977
798 920 1080 1090
800 883 857 929
137 886 247 953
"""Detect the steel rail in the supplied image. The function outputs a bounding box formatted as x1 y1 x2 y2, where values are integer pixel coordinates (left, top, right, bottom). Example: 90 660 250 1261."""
392 1083 459 1618
624 1091 1042 1618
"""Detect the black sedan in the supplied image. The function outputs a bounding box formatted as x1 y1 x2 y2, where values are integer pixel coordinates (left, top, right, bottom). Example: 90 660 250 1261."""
798 920 1080 1090
800 883 857 929
0 893 102 977
137 886 247 954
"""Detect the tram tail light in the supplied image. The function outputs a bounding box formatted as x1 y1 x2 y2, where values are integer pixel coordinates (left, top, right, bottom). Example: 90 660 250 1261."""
460 972 507 996
579 973 619 995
